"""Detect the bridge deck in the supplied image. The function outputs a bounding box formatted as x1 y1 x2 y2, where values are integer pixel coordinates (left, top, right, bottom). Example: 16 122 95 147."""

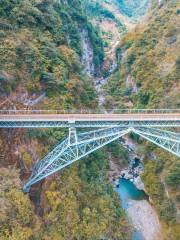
0 112 180 128
0 113 180 122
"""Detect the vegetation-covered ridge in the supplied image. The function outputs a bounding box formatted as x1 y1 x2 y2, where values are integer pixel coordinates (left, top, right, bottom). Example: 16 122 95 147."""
0 1 131 240
104 1 180 239
0 150 131 239
0 0 104 109
82 0 126 72
116 0 150 18
104 1 180 109
82 0 150 70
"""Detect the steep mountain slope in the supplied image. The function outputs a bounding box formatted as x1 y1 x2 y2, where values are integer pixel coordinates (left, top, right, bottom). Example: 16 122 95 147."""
0 0 104 109
0 1 132 239
0 153 131 239
83 0 126 71
104 1 180 109
104 1 180 239
0 1 179 239
83 0 150 72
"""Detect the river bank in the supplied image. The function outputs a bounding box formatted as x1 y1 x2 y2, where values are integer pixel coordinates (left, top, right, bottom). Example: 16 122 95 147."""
127 199 162 240
111 155 163 240
107 136 163 240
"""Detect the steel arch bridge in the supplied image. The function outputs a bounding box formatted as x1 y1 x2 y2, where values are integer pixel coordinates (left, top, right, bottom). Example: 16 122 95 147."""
0 109 179 192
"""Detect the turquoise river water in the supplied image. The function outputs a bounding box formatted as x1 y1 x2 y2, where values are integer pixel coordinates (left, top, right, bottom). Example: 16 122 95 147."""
116 178 149 240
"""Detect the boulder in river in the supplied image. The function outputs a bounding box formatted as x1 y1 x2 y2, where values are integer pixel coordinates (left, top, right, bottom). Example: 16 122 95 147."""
134 176 145 191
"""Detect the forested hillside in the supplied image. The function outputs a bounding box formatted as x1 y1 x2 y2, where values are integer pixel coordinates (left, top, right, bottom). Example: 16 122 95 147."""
104 1 180 109
104 1 180 239
0 152 131 239
83 0 150 71
0 0 104 109
0 1 179 240
116 0 149 18
0 1 131 239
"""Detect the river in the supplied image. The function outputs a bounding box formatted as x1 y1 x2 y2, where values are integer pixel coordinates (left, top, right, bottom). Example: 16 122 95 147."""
116 178 148 240
116 176 162 240
109 137 162 240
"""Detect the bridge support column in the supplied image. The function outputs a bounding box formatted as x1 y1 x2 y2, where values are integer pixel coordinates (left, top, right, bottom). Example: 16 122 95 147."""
68 127 77 145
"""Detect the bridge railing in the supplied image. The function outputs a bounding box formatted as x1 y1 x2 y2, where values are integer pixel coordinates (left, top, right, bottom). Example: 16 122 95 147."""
0 109 180 115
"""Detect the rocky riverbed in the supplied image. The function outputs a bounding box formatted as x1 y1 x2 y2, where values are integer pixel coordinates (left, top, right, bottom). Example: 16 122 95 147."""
108 136 163 240
108 136 145 191
127 200 162 240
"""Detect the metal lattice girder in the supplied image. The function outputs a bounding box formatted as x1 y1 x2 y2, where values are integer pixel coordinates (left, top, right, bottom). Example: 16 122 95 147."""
23 127 130 192
0 120 180 128
23 126 180 192
132 127 180 157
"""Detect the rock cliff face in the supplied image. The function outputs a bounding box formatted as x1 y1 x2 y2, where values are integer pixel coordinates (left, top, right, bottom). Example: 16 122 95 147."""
80 28 95 76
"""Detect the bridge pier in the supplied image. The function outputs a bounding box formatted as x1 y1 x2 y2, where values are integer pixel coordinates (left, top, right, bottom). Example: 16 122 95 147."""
68 127 78 145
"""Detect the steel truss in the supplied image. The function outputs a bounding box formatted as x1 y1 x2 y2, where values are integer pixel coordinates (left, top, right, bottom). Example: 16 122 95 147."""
132 127 180 157
23 126 180 192
0 120 179 128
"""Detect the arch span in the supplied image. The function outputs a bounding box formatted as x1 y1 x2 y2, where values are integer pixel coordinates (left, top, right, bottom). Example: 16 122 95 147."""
23 126 180 192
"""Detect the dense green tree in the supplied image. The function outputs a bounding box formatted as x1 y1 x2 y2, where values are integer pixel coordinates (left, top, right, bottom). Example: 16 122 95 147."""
166 161 180 187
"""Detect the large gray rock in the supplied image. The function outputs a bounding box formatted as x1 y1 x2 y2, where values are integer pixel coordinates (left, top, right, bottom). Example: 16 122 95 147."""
134 176 145 191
